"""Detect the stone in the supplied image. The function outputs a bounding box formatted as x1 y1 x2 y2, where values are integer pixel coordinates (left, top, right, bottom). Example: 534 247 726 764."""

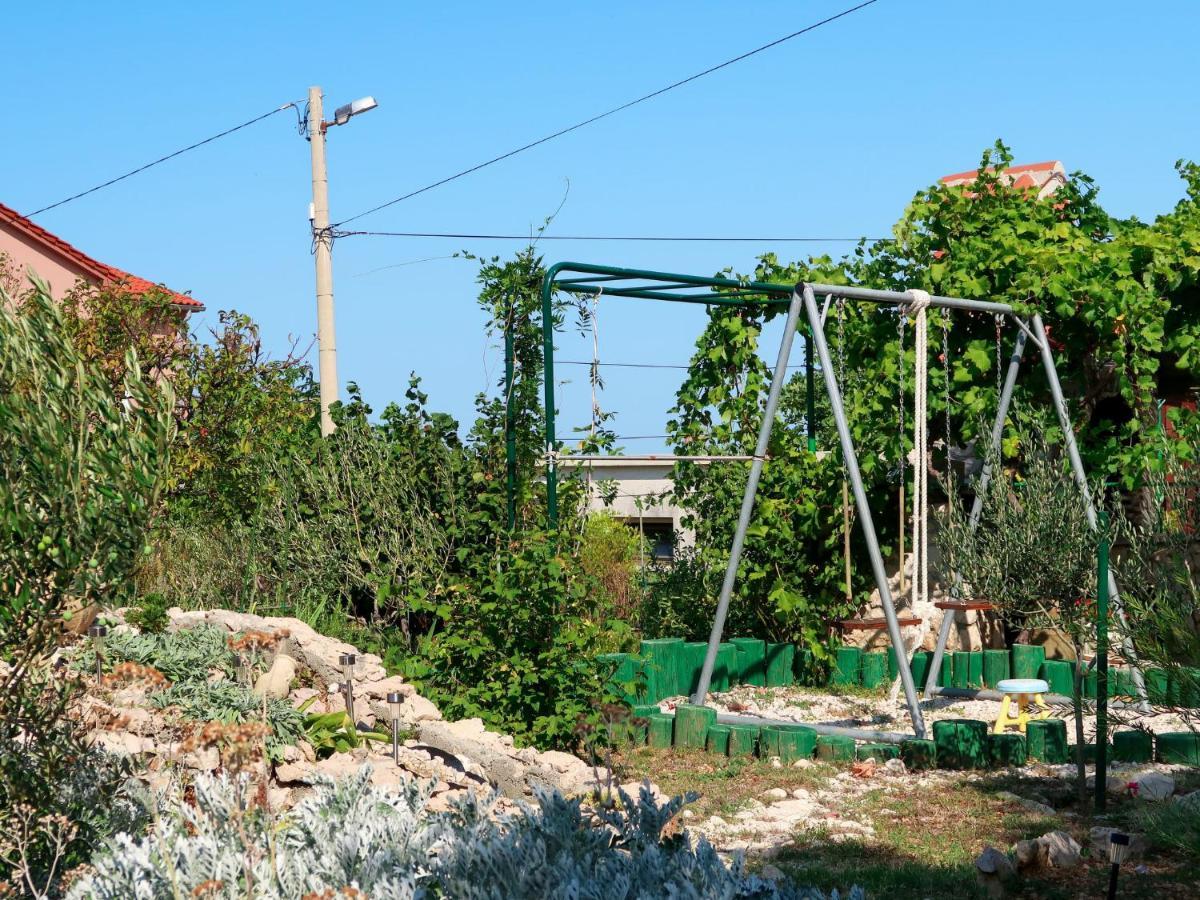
1090 827 1147 861
996 791 1057 817
762 788 789 800
91 731 155 756
1174 789 1200 810
1132 771 1175 801
975 846 1014 876
253 654 297 700
1039 831 1082 869
361 675 416 700
181 746 220 772
792 758 814 769
883 758 908 776
769 756 783 769
274 760 317 784
1012 839 1041 871
761 865 785 881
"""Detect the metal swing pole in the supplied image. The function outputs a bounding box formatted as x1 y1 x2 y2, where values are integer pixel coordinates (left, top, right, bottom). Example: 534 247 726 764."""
924 326 1027 696
803 285 926 738
1031 313 1148 707
692 292 803 704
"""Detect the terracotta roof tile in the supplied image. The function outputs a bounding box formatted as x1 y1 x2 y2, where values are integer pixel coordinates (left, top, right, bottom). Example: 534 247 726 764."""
0 201 203 310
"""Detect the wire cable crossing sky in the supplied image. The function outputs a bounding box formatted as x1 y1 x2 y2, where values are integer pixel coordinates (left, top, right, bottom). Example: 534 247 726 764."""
332 0 884 227
26 102 300 218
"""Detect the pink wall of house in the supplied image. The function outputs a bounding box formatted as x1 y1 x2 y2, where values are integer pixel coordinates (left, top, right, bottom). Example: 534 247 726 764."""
0 221 93 298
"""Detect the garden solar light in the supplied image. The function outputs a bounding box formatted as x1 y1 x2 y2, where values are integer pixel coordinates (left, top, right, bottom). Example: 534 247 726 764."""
330 96 378 128
387 691 402 764
235 654 251 687
339 653 357 723
87 623 108 684
1107 831 1130 900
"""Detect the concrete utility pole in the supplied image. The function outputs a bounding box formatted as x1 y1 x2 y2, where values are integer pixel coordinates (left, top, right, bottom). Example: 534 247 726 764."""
308 86 338 436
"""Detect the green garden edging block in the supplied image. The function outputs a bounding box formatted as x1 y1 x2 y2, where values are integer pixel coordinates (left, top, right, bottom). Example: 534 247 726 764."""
1027 719 1068 763
983 649 1010 688
765 643 795 687
830 647 861 687
1011 644 1045 680
597 652 641 704
861 651 888 689
887 647 899 681
628 705 660 745
909 651 932 688
1145 668 1170 706
1156 732 1200 765
939 652 955 688
1083 668 1097 701
933 719 989 770
640 638 685 701
794 648 816 686
1110 667 1138 699
727 724 759 756
761 725 816 762
967 651 984 689
647 713 674 748
683 642 708 695
951 651 971 689
712 642 739 693
1112 730 1153 763
674 704 716 749
1040 659 1074 698
1072 743 1107 764
857 742 900 762
816 734 856 762
901 739 937 770
731 638 767 687
706 724 731 755
988 733 1027 767
1168 670 1200 709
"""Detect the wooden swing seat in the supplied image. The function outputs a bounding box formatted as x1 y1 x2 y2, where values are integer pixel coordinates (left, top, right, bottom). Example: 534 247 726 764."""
838 616 923 632
933 600 995 612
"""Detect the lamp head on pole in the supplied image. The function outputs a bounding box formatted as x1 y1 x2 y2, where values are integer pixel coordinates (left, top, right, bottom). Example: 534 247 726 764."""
329 96 378 128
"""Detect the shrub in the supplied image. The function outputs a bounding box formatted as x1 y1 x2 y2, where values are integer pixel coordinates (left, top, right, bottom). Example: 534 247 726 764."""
403 532 633 751
125 593 171 635
69 768 859 899
150 680 305 761
76 624 235 684
578 513 647 623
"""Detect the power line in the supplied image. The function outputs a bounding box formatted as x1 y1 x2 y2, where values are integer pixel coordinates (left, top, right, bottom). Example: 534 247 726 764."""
340 230 878 242
334 0 883 227
27 102 300 218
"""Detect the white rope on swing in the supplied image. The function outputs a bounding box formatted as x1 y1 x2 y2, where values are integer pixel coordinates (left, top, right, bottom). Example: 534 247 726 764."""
890 289 932 704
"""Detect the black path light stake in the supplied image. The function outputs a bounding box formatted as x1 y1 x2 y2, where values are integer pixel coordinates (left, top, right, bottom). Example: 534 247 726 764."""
87 624 108 685
339 653 357 724
1107 832 1130 900
388 691 402 764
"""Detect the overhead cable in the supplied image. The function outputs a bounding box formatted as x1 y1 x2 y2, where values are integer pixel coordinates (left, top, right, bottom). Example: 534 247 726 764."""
27 102 300 218
334 0 883 226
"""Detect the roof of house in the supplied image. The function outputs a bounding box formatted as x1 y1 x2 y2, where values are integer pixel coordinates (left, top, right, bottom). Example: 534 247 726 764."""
940 160 1067 200
0 202 203 310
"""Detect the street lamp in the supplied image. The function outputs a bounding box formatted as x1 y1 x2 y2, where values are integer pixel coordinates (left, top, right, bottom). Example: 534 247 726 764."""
307 87 378 437
1107 831 1130 900
387 691 403 764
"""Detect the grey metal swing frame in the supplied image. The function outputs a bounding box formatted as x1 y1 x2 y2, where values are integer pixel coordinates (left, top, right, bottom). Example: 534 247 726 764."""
535 263 1144 741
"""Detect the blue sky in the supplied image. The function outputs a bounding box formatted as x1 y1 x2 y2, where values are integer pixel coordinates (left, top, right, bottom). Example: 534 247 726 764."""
4 1 1197 450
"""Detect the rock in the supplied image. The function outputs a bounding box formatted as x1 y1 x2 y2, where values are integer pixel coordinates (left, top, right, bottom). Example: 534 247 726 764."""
361 675 416 701
91 731 155 756
975 847 1014 877
761 864 785 881
1012 839 1041 871
297 740 316 763
1090 827 1147 861
181 746 220 772
254 654 297 700
275 760 317 784
975 846 1015 899
1132 771 1175 801
792 758 814 769
1039 831 1082 869
1174 789 1200 810
883 758 908 776
769 756 783 769
762 788 789 801
681 809 694 819
996 791 1057 817
792 788 809 800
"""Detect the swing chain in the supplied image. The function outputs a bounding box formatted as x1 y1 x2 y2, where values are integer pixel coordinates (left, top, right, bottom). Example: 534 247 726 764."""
994 313 1004 401
898 308 906 475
